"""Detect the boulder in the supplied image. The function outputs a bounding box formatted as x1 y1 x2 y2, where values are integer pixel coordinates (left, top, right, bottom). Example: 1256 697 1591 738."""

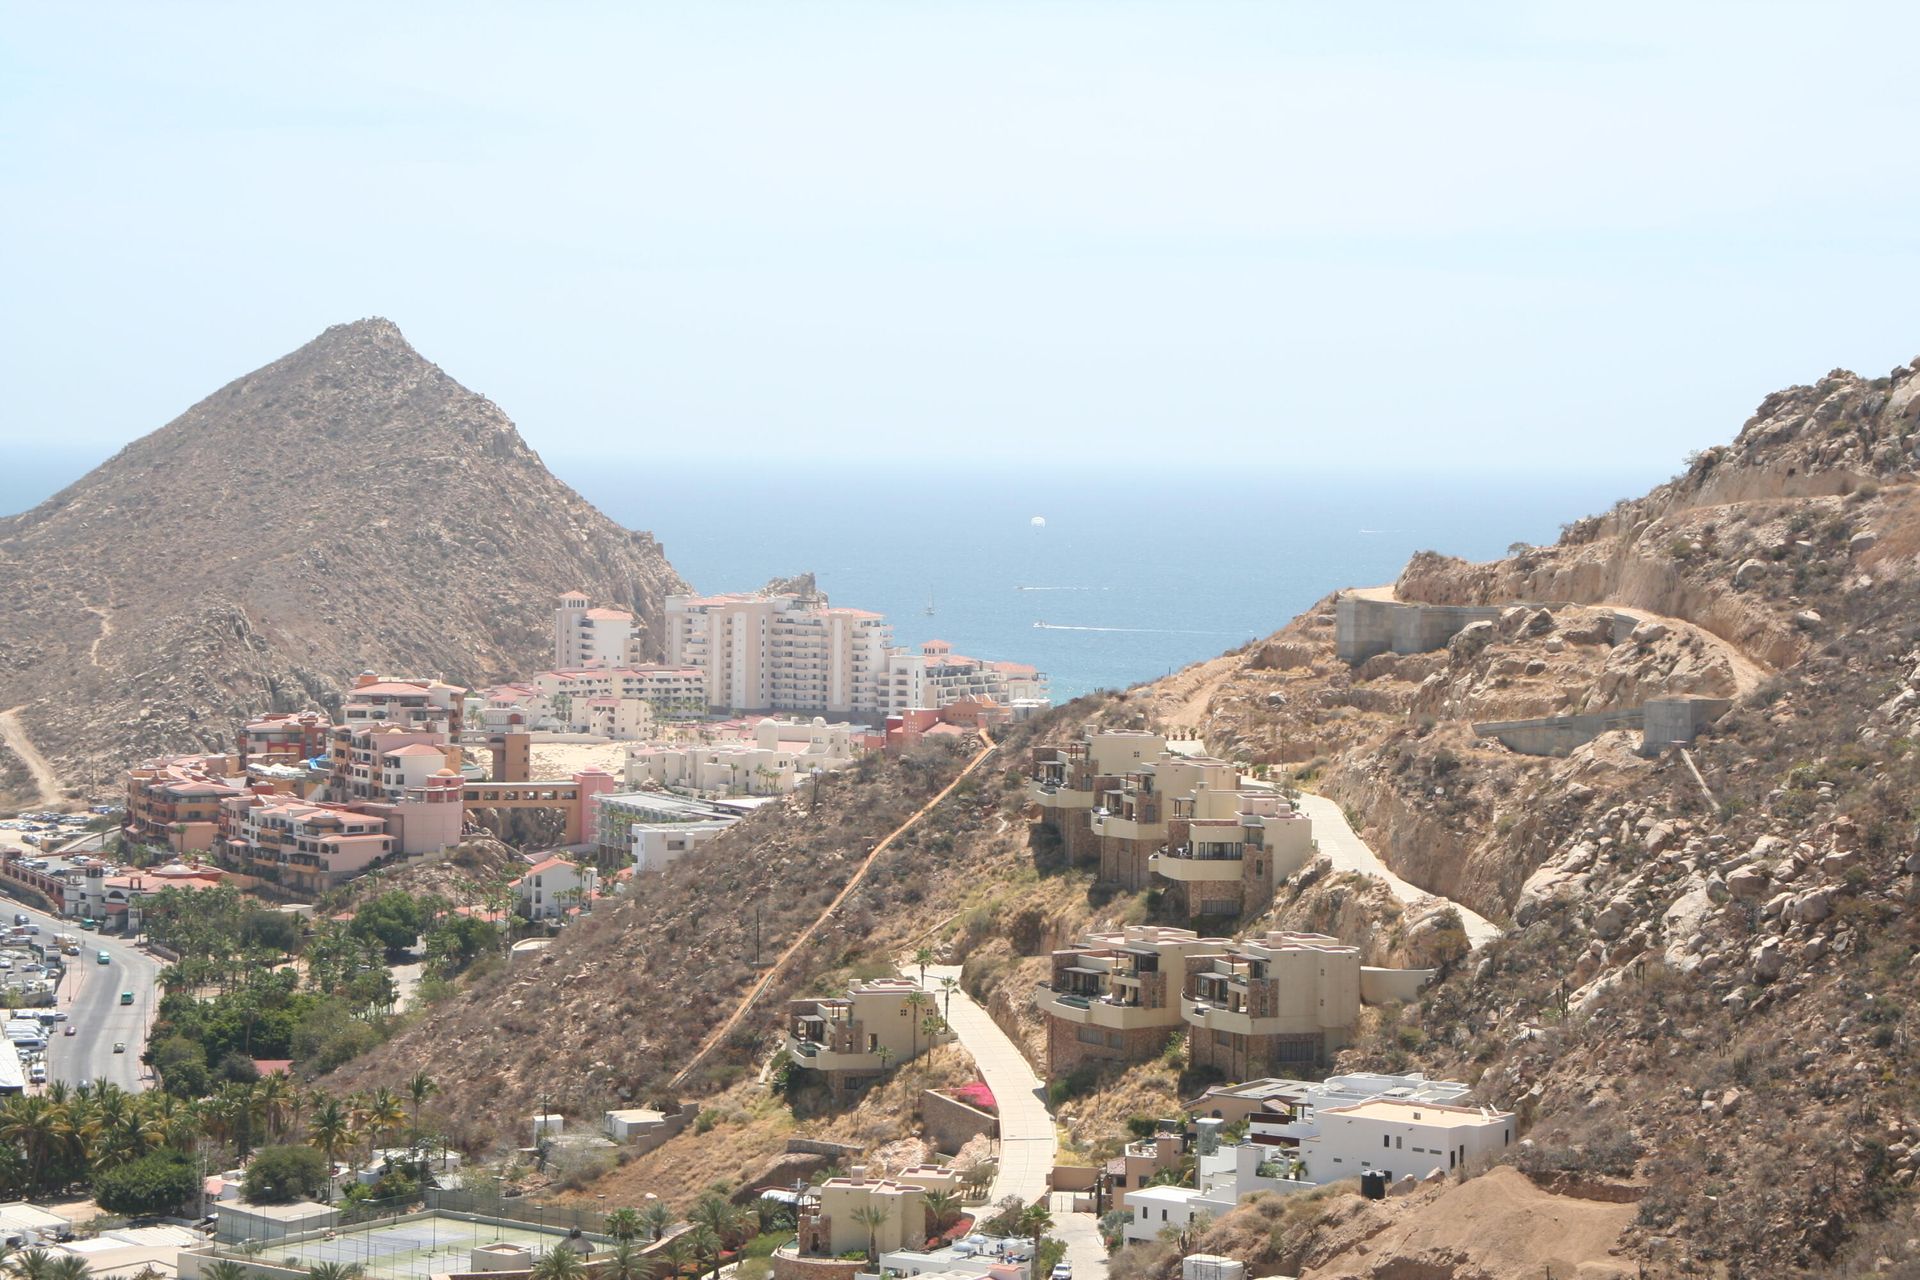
1734 558 1768 589
1727 865 1770 900
1631 619 1671 644
1851 531 1878 556
1793 609 1824 631
1751 938 1785 983
1593 902 1630 940
1789 887 1836 925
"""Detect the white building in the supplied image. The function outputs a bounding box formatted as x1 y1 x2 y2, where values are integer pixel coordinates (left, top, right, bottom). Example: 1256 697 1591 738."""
553 593 636 670
1301 1098 1513 1183
530 666 708 728
881 640 1049 715
513 854 600 921
665 591 893 716
1124 1074 1509 1236
625 717 860 795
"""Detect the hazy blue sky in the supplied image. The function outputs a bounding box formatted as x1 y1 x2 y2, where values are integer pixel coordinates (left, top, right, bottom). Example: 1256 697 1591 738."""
4 2 1918 476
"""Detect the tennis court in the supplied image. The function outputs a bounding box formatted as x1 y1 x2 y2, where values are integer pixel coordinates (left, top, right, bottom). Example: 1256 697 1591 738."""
255 1215 576 1280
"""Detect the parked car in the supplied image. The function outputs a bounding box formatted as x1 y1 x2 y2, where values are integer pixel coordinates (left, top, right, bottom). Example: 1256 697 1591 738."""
11 915 26 927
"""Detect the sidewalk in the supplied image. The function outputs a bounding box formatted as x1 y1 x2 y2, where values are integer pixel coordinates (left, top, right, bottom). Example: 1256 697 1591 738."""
907 965 1109 1277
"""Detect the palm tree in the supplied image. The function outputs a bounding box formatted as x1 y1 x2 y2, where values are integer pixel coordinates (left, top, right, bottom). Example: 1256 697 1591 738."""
912 947 935 986
15 1249 58 1280
358 1087 407 1161
903 991 931 1065
919 1015 946 1073
923 1190 961 1238
601 1242 655 1280
306 1263 364 1280
47 1257 92 1280
528 1249 584 1280
202 1261 253 1280
657 1234 694 1280
874 1045 894 1074
604 1207 644 1243
684 1225 721 1280
936 976 960 1021
405 1072 438 1150
307 1096 353 1191
0 1098 72 1191
638 1201 675 1243
254 1073 294 1141
849 1205 891 1266
1016 1203 1053 1254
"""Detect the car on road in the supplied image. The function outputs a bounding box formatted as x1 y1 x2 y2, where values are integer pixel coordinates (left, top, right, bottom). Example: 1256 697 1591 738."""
62 1025 76 1037
113 1042 125 1054
1051 1265 1071 1280
96 951 110 965
120 990 133 1005
11 914 25 927
28 1065 46 1084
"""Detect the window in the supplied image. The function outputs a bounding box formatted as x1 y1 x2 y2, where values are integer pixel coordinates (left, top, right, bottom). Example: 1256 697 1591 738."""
1396 1137 1403 1149
1382 1136 1389 1149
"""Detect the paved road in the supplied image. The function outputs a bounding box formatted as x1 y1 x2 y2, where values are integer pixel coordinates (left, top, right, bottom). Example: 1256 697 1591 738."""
0 894 161 1091
1292 793 1501 949
909 965 1108 1278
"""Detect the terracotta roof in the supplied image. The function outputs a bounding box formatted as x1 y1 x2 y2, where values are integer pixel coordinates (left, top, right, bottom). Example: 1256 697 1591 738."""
383 743 446 758
584 608 634 621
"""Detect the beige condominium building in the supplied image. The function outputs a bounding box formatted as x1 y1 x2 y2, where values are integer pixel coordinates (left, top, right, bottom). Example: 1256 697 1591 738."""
1149 790 1314 920
665 591 892 717
1026 731 1166 866
779 1165 960 1278
1180 931 1361 1076
1038 925 1228 1074
785 977 953 1097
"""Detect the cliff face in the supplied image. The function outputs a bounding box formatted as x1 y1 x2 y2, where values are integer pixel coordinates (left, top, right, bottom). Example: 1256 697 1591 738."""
0 319 686 803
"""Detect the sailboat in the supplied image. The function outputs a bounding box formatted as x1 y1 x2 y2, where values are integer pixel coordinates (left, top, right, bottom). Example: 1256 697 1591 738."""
924 589 936 617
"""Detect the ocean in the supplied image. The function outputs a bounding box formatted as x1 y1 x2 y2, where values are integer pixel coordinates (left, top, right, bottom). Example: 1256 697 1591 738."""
0 452 1664 701
554 459 1664 701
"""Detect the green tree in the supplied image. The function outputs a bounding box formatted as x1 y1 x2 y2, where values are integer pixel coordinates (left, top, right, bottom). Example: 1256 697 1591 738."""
243 1144 329 1203
601 1242 655 1280
912 947 935 986
405 1072 438 1149
202 1262 253 1280
903 991 931 1065
93 1150 199 1217
849 1206 890 1266
1016 1203 1053 1253
638 1201 675 1243
604 1208 644 1243
305 1264 363 1280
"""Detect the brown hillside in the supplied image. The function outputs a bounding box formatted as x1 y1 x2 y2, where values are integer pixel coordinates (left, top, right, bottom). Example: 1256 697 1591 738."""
0 319 684 807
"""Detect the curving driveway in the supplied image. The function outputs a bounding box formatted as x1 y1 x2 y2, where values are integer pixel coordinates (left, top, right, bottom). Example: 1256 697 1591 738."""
1292 792 1502 950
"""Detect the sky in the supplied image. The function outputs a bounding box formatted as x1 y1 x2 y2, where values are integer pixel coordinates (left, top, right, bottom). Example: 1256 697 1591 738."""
4 2 1919 482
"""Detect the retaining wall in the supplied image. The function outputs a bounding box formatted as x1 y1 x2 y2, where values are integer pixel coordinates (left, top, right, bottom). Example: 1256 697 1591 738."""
1359 966 1436 1004
919 1089 997 1155
1472 709 1645 757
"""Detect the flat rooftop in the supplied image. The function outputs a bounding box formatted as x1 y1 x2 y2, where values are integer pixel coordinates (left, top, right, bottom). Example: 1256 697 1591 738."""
224 1214 579 1280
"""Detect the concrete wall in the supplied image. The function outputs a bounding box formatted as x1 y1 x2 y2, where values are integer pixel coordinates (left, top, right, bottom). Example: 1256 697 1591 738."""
1642 697 1734 753
919 1089 997 1155
1360 966 1436 1004
788 1137 865 1160
1472 709 1644 757
1335 596 1507 665
1476 695 1732 758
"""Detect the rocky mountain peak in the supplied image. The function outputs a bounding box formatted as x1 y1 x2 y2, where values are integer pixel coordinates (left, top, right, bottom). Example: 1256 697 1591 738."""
0 321 686 804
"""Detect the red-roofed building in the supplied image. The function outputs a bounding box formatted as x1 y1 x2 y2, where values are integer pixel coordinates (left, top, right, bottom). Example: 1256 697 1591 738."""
513 852 599 922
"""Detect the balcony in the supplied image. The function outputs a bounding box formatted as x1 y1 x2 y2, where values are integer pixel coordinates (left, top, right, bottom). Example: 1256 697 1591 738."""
1036 983 1171 1030
1180 992 1258 1034
1027 779 1092 810
783 1034 885 1073
1150 848 1243 882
